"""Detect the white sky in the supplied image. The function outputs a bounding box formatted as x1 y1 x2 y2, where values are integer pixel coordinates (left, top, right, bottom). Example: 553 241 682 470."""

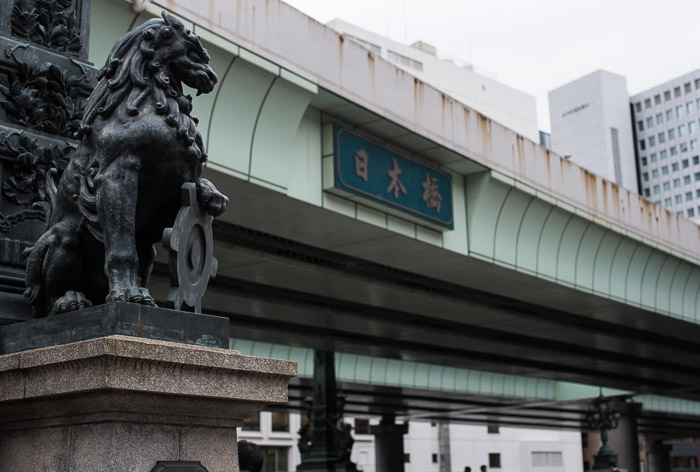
282 0 700 132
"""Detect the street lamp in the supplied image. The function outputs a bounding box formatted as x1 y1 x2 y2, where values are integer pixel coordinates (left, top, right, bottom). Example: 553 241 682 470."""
586 392 622 470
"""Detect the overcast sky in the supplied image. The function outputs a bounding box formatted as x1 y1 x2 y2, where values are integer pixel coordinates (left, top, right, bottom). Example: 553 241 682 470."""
282 0 700 132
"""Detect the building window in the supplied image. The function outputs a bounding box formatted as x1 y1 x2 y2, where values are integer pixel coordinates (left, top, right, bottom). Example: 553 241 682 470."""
692 139 698 150
649 136 656 147
667 109 674 120
686 191 693 201
647 117 654 128
659 150 667 160
673 163 680 171
688 101 695 114
243 412 261 431
693 156 699 165
696 172 700 181
696 79 700 90
697 189 700 197
644 188 650 197
675 86 681 97
664 182 671 191
681 142 688 152
532 451 563 467
487 425 500 434
658 132 666 144
673 178 681 188
683 158 690 168
679 124 686 136
677 105 684 117
640 139 646 150
690 122 697 134
643 172 649 181
637 121 644 132
354 418 370 434
489 453 501 468
662 166 669 175
652 169 659 178
387 50 423 71
684 175 691 185
689 208 695 217
668 128 676 139
635 102 642 112
271 411 289 432
432 453 438 463
645 98 652 109
656 113 663 124
665 197 672 206
262 447 289 472
653 185 660 194
685 82 692 93
697 98 700 110
641 157 648 165
671 146 678 156
665 90 672 100
655 94 661 105
651 153 658 162
676 195 683 204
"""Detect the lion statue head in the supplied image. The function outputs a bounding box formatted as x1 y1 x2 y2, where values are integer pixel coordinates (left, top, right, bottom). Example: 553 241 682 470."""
79 11 217 138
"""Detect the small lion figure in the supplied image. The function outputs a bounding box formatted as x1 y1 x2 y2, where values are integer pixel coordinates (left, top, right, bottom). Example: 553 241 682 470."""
24 12 228 317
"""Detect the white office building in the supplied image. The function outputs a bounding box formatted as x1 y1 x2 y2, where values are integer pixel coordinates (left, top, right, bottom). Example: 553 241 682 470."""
548 70 638 193
631 70 700 219
239 411 583 472
326 20 540 143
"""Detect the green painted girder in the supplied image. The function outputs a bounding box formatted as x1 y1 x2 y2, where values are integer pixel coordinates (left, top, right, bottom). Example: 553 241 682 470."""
467 172 700 322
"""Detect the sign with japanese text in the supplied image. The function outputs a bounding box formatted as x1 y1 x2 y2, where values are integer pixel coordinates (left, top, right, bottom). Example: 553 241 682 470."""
333 125 453 229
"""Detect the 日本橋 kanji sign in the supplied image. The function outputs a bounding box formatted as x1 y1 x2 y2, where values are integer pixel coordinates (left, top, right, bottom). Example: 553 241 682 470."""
333 125 453 229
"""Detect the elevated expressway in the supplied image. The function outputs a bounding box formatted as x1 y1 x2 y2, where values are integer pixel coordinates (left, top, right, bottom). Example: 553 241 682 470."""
91 0 700 438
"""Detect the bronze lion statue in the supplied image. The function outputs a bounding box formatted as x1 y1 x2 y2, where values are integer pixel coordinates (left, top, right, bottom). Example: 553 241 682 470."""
24 11 228 317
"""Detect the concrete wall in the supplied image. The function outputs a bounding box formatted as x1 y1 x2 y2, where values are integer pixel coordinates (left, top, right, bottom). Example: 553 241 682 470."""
549 70 638 193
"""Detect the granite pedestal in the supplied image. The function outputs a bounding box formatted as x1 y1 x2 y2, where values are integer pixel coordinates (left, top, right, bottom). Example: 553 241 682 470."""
0 334 297 472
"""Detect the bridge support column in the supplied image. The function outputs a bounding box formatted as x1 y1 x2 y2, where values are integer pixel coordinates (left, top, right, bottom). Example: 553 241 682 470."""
370 413 408 472
645 440 671 472
608 402 642 472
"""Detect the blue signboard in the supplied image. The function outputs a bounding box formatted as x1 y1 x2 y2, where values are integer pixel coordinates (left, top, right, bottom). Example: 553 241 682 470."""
333 125 453 229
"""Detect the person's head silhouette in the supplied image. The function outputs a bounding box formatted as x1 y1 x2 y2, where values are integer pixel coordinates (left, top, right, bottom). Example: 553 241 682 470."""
238 440 263 472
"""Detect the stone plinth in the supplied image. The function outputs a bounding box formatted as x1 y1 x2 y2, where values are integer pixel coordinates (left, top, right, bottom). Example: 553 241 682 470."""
0 302 230 354
0 335 297 472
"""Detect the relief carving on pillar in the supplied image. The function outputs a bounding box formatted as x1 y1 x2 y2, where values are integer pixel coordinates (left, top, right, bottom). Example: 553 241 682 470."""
0 49 89 138
11 0 83 56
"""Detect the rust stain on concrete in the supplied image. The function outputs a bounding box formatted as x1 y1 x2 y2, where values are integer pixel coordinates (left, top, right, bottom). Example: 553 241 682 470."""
513 136 526 175
581 167 598 212
413 77 425 120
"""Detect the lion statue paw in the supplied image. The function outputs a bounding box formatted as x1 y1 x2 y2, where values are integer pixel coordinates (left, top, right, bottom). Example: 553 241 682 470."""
52 290 93 315
107 287 157 306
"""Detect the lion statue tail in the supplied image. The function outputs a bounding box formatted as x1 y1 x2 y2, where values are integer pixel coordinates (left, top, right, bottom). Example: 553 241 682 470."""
22 168 60 318
23 231 51 318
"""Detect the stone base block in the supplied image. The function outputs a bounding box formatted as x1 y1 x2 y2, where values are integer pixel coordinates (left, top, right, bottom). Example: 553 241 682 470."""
0 302 230 354
0 335 297 472
1 422 236 472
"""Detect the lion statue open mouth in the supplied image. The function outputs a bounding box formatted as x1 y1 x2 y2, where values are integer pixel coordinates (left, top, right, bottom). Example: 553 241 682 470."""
24 11 228 317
